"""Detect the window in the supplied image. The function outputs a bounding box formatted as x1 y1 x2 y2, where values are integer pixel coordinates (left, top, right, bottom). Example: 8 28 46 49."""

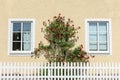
8 19 35 56
85 19 112 55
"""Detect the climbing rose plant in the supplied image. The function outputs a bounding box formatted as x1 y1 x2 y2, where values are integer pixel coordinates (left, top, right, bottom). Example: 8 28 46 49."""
31 14 94 62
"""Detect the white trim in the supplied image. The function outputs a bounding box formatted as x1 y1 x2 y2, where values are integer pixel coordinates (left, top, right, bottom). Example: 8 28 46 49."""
9 19 35 22
8 19 35 56
85 18 112 55
109 19 112 55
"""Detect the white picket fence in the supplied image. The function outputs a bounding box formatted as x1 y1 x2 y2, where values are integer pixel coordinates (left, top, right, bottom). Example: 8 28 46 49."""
0 62 120 80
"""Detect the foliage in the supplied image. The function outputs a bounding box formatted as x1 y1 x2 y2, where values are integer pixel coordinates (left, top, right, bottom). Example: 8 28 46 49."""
31 14 94 62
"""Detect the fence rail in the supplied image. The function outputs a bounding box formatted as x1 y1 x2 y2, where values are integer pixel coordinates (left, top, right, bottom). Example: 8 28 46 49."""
0 62 120 80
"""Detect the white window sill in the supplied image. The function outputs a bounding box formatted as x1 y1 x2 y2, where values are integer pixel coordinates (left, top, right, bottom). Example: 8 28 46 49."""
9 51 32 56
88 51 111 56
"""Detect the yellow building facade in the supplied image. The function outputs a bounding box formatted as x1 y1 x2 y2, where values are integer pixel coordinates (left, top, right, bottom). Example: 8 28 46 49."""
0 0 119 62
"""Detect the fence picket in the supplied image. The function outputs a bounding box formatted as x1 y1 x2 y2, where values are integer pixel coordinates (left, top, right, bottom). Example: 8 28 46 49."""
101 63 103 80
86 62 88 80
115 63 118 80
108 62 110 80
112 62 114 79
31 62 33 80
45 62 47 79
27 62 29 80
3 62 5 80
23 62 26 80
37 62 39 80
119 63 120 80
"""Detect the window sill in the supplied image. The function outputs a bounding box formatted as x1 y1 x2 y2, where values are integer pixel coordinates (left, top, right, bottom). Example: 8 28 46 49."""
9 51 32 56
88 52 111 56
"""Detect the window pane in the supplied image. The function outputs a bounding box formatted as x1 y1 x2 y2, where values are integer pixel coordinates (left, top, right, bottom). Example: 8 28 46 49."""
12 42 21 51
99 22 107 31
89 22 97 31
23 23 31 31
13 32 21 41
89 33 97 41
99 44 107 51
99 34 107 42
22 42 31 51
89 44 98 51
99 31 107 34
99 42 107 51
13 23 21 31
22 32 31 41
89 42 98 51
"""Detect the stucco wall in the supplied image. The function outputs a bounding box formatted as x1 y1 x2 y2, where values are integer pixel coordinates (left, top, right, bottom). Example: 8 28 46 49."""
0 0 120 62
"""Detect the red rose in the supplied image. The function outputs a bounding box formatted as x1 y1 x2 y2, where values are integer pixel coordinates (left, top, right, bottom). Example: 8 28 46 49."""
78 26 81 29
80 44 83 48
50 28 53 31
68 18 70 21
91 56 95 58
43 21 47 26
54 16 57 18
84 52 87 55
45 37 48 40
38 49 40 51
80 55 84 58
66 22 69 27
59 13 61 16
48 19 50 22
86 56 89 59
79 47 82 51
71 20 73 23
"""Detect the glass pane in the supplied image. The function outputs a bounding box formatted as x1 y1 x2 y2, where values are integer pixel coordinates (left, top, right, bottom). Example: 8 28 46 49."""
12 42 21 51
22 32 31 41
89 42 98 51
22 42 31 51
99 22 107 31
89 33 97 41
89 22 97 31
99 44 107 51
13 32 21 41
99 42 107 45
13 23 21 31
99 34 107 41
99 31 107 34
23 23 31 31
89 44 98 51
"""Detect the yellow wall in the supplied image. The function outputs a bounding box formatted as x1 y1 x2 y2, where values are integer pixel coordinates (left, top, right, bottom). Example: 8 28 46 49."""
0 0 120 62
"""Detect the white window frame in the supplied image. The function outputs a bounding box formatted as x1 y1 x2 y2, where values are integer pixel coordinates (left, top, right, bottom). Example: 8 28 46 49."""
8 19 35 56
85 19 112 55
